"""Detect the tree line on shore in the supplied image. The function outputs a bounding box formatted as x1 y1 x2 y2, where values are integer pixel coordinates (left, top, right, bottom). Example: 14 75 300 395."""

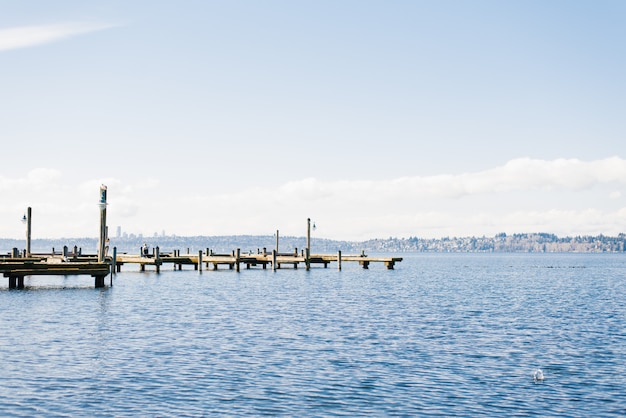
2 232 625 254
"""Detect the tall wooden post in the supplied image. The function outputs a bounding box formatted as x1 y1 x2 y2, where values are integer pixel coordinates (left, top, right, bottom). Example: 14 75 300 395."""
337 250 342 271
198 250 203 273
305 248 310 271
307 218 311 255
275 230 279 252
272 249 277 272
26 207 32 257
112 246 117 281
97 185 108 263
306 218 311 271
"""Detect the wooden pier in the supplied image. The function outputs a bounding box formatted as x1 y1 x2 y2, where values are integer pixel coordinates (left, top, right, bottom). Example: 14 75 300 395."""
5 193 402 289
114 248 402 273
1 247 402 289
0 255 110 289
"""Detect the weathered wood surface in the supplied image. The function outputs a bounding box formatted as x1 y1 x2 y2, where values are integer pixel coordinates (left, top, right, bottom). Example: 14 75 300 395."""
0 257 111 288
114 251 402 271
0 260 110 277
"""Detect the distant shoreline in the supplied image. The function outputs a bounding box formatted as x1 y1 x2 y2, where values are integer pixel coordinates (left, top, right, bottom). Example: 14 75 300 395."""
1 232 625 254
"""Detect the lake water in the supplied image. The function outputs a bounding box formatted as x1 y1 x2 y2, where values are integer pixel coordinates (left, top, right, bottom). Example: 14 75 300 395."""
1 253 625 416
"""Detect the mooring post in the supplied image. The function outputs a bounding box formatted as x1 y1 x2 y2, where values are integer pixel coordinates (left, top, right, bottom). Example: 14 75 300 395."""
305 248 310 271
112 247 117 276
155 246 161 273
235 248 240 272
272 249 277 271
338 250 342 271
307 218 311 253
198 250 203 273
63 246 68 258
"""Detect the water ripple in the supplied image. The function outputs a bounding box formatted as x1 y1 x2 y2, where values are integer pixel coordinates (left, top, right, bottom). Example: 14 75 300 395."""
1 253 626 416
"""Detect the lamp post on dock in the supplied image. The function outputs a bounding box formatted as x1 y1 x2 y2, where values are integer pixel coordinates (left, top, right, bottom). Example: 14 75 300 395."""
306 218 316 271
21 207 31 257
97 185 108 263
275 230 279 252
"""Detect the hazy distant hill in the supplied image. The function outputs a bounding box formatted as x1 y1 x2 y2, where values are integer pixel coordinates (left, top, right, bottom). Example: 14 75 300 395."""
2 232 625 254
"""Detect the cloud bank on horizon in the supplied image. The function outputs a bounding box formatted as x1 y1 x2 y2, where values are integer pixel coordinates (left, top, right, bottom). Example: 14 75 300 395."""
0 157 624 240
1 2 624 242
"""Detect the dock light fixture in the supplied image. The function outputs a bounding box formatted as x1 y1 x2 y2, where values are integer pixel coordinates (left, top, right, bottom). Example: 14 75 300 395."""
97 185 108 263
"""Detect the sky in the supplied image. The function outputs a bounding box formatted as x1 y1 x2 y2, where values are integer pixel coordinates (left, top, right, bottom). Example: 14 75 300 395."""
1 0 625 241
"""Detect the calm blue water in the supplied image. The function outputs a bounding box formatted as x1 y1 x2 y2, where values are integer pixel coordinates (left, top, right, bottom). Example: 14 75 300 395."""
1 253 626 416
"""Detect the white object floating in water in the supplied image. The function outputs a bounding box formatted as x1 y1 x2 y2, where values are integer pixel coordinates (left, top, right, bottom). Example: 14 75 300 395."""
533 368 545 381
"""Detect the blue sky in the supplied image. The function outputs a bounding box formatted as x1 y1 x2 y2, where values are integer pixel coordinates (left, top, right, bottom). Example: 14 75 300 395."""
1 1 625 240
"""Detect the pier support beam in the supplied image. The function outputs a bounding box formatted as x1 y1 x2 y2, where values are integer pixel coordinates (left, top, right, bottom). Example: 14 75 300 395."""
95 275 105 288
272 250 277 272
156 246 161 274
338 250 342 271
305 248 310 271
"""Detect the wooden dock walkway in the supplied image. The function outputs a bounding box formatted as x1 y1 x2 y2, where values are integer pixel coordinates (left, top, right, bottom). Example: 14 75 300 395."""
5 194 402 289
1 249 402 289
114 248 402 273
0 256 110 289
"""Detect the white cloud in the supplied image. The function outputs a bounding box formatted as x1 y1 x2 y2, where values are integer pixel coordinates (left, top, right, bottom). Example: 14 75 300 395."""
1 157 625 240
0 23 117 52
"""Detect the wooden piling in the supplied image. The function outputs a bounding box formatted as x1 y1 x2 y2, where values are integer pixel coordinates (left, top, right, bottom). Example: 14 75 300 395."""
155 246 161 273
305 248 310 271
338 250 342 270
26 207 32 257
112 247 117 284
198 250 203 273
95 275 105 288
272 249 277 271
